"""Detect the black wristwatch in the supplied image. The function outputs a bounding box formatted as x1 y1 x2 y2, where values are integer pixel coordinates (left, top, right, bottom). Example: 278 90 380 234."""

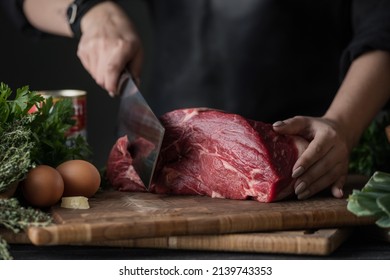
66 0 112 38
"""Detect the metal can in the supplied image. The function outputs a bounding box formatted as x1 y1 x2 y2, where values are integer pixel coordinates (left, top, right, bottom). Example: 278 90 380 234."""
36 90 87 139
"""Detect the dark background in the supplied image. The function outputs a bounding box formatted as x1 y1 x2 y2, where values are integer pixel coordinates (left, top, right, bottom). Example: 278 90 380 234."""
0 1 153 168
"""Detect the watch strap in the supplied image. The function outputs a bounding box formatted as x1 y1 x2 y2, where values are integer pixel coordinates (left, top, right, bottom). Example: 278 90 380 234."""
66 0 112 38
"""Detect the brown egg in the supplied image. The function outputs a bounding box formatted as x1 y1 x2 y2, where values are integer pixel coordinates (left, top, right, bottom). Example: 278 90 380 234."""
56 160 101 198
22 165 64 208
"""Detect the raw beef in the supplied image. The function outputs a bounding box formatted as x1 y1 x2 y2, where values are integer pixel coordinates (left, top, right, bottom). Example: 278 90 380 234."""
106 108 308 202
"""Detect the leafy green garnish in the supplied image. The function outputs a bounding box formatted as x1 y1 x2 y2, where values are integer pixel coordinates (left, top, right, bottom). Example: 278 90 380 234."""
0 83 43 131
0 82 92 169
349 112 390 176
377 194 390 217
29 95 92 166
0 82 93 260
347 171 390 228
376 215 390 228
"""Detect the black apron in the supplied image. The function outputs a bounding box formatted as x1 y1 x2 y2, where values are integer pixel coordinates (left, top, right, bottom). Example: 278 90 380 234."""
3 0 390 120
146 0 352 121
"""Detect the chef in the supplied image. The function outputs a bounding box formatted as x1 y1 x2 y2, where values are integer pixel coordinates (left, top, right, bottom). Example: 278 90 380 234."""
3 0 390 200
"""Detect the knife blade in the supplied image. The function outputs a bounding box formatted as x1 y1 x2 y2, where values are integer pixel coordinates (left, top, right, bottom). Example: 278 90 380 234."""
117 72 165 189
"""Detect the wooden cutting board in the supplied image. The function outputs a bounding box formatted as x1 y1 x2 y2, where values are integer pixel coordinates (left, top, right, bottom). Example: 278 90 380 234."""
27 188 375 246
80 228 353 256
1 227 351 256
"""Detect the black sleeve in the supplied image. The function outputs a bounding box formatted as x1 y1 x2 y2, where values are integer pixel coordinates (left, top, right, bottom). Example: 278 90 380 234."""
340 0 390 76
0 0 44 37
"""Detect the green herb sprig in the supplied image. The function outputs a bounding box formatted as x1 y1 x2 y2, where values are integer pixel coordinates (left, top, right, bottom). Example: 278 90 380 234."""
0 82 92 173
0 82 93 259
0 121 34 193
29 95 92 166
347 171 390 228
0 198 52 260
0 83 43 131
349 112 390 177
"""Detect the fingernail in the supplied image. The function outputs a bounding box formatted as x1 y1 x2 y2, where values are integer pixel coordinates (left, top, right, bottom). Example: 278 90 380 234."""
335 188 344 198
272 121 285 127
108 91 115 98
295 181 306 195
297 189 311 200
292 166 305 178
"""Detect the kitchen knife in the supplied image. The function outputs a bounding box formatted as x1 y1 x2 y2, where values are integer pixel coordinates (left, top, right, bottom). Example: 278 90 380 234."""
117 72 165 189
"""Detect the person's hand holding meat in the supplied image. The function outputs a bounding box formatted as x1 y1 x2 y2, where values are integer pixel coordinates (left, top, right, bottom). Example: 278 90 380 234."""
273 116 349 200
274 50 390 200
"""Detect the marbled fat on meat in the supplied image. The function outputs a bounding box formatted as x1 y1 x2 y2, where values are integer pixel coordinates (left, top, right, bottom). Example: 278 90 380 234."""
106 108 308 202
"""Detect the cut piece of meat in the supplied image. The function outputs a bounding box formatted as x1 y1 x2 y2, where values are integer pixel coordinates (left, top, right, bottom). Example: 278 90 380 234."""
105 136 146 192
106 108 308 202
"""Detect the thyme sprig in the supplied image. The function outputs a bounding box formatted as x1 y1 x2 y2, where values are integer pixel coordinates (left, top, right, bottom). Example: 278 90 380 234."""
0 120 34 193
0 82 93 260
0 198 52 260
0 237 12 260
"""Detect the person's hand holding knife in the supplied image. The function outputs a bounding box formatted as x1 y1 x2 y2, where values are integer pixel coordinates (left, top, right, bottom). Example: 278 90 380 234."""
24 0 142 96
77 1 143 96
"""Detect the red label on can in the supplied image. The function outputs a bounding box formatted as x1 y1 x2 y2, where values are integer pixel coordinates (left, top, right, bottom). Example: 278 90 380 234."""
66 95 87 138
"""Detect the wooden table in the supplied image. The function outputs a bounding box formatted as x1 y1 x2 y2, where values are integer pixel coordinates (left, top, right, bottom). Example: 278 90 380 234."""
4 175 390 260
7 227 390 260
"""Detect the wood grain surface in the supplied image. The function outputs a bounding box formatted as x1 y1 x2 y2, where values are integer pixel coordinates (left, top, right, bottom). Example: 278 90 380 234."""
1 227 352 256
0 175 380 256
26 189 375 246
82 228 353 256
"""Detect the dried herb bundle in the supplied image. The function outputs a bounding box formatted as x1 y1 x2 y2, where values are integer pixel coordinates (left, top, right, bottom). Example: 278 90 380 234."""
0 198 52 260
0 120 34 193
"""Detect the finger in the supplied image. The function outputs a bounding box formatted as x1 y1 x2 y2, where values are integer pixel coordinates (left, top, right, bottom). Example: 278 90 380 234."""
330 176 346 198
274 117 336 177
273 117 314 177
94 55 109 91
294 144 341 194
272 116 311 137
129 47 144 87
105 41 143 95
77 39 104 92
273 117 323 177
101 45 131 94
292 139 332 178
296 162 345 199
96 62 124 96
103 59 125 95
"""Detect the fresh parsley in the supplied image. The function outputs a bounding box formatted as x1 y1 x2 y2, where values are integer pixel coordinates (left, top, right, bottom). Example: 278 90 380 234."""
0 82 93 260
